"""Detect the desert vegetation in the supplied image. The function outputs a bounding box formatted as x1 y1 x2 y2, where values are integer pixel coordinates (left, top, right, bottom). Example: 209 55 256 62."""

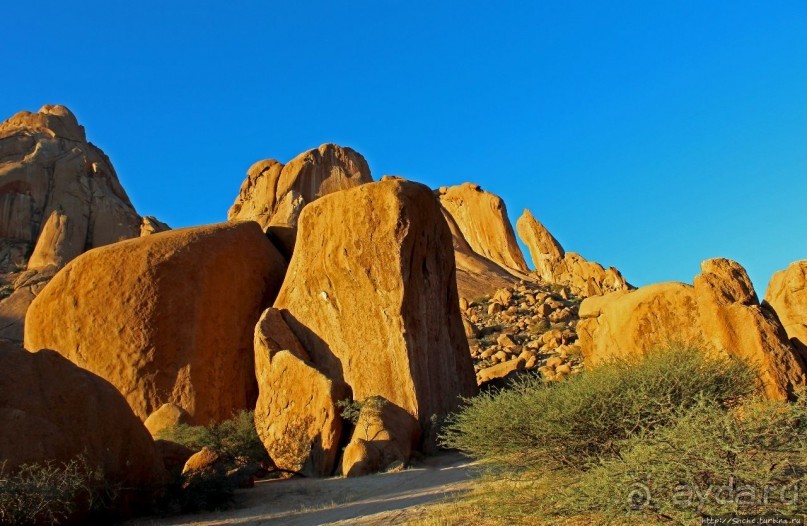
154 410 273 513
0 456 110 525
431 346 807 524
159 410 269 467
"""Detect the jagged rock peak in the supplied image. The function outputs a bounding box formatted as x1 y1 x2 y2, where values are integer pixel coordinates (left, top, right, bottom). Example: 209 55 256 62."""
228 143 372 228
517 208 629 297
0 104 86 142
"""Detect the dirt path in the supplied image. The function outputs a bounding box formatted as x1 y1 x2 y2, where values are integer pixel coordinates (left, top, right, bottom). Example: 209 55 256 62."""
135 452 475 526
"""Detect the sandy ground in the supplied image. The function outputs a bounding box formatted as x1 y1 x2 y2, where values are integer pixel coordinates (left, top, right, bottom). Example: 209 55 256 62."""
134 452 476 526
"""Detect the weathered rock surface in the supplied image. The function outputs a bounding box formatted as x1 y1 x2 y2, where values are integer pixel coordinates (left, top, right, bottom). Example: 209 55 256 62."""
25 222 286 424
228 144 372 255
144 403 193 437
341 398 419 478
476 357 525 386
765 260 807 358
577 258 807 400
0 341 164 519
253 308 348 477
0 266 56 341
438 183 528 273
517 208 629 297
0 105 164 341
256 177 476 475
140 215 171 236
182 447 223 476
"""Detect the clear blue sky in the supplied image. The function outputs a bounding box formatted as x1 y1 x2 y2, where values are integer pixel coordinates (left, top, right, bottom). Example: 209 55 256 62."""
3 1 806 292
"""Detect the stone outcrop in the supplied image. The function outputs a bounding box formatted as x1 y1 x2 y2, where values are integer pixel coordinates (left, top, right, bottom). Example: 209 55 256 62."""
341 398 419 477
25 222 286 424
0 266 56 341
228 144 372 255
253 308 348 477
254 177 477 476
144 403 193 437
0 341 165 520
140 216 170 236
442 207 521 299
577 258 807 400
437 183 528 274
0 105 166 341
765 260 807 358
517 208 629 297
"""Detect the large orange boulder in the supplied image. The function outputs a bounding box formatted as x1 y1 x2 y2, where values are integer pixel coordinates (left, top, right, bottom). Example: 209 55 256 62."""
144 403 193 437
517 208 629 297
578 258 806 400
437 183 529 274
255 177 477 475
765 260 807 358
24 222 286 424
0 342 165 520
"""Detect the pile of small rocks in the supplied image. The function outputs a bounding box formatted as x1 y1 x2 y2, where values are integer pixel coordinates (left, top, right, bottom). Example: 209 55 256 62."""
459 281 585 387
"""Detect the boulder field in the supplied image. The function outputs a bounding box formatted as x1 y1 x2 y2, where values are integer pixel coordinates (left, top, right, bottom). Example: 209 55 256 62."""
24 221 287 424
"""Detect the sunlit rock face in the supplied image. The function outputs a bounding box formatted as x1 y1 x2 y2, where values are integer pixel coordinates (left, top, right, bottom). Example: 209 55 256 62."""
578 258 807 400
228 143 372 256
254 177 477 476
0 104 167 341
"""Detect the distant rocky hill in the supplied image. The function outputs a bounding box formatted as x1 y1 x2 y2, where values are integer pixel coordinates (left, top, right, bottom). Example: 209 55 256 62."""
0 105 167 341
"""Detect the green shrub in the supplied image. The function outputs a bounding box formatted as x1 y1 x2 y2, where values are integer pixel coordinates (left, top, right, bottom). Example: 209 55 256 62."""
159 410 268 466
441 345 758 471
550 395 807 523
0 456 106 525
169 469 236 513
154 410 267 514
